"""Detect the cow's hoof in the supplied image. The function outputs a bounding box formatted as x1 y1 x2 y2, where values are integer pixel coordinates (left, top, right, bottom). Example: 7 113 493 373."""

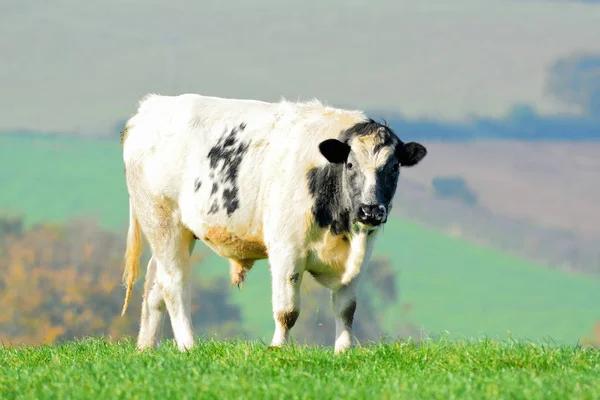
334 342 352 354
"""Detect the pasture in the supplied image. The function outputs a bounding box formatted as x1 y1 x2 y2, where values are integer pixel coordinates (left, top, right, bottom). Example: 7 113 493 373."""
1 133 600 345
1 338 599 399
4 2 600 397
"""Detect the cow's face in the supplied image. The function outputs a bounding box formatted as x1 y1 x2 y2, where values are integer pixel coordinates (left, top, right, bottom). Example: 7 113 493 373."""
318 120 427 230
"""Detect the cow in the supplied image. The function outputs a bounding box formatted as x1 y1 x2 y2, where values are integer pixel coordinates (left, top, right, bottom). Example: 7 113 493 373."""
119 93 427 354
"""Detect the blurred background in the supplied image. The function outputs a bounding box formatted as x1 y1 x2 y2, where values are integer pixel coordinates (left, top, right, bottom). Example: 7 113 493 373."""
1 0 599 348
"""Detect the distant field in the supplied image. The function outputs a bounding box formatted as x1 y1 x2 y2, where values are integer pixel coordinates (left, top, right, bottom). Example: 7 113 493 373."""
2 134 600 344
2 338 599 399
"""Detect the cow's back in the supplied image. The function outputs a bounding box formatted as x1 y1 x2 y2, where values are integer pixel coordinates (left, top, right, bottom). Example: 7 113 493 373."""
122 93 279 198
122 93 278 162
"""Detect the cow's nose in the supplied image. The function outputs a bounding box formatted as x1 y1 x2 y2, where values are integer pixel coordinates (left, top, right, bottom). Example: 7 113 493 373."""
357 204 386 226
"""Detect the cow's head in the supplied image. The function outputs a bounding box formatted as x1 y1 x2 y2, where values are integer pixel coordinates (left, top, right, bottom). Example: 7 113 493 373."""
318 120 427 230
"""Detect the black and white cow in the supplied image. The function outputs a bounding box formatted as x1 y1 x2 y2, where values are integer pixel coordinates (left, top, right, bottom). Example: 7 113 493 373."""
120 93 427 353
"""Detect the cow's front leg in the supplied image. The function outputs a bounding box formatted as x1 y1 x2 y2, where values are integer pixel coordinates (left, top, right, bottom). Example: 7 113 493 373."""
269 252 304 348
332 280 359 354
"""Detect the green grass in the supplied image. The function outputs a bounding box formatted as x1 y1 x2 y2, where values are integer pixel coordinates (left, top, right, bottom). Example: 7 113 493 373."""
1 338 599 399
1 133 600 346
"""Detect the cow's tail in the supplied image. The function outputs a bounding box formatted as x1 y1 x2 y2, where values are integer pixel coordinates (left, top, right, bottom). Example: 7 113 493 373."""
121 199 142 316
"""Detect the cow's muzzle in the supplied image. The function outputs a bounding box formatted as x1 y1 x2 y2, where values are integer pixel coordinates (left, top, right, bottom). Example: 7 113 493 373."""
357 204 387 227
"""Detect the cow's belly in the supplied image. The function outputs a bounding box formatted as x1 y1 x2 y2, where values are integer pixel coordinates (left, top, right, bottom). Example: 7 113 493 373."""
200 225 268 261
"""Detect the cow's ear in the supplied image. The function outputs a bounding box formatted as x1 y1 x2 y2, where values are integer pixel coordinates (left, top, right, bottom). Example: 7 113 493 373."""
318 139 351 164
395 142 427 167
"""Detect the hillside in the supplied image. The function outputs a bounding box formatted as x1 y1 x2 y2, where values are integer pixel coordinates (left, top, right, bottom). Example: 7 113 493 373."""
0 134 129 231
2 134 599 344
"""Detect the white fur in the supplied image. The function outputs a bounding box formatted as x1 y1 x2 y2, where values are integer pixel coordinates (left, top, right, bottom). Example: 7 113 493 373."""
122 93 385 353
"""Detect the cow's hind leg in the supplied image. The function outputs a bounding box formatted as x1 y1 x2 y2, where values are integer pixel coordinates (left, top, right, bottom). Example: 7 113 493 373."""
137 256 166 349
133 196 196 352
269 250 304 347
152 228 196 351
137 237 197 349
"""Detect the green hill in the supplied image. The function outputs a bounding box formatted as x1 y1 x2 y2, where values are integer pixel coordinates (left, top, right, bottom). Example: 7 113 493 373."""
1 133 599 344
0 134 129 231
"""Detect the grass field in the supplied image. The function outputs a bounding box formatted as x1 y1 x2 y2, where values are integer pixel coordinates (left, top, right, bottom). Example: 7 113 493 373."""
1 338 599 399
2 133 600 345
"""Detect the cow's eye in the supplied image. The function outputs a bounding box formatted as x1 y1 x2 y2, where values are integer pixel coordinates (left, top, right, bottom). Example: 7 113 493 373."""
392 163 400 172
347 162 353 169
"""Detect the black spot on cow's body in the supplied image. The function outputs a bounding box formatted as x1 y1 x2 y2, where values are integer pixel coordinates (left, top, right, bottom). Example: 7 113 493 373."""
194 178 202 192
206 123 250 217
290 272 300 283
208 201 220 215
222 188 239 215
